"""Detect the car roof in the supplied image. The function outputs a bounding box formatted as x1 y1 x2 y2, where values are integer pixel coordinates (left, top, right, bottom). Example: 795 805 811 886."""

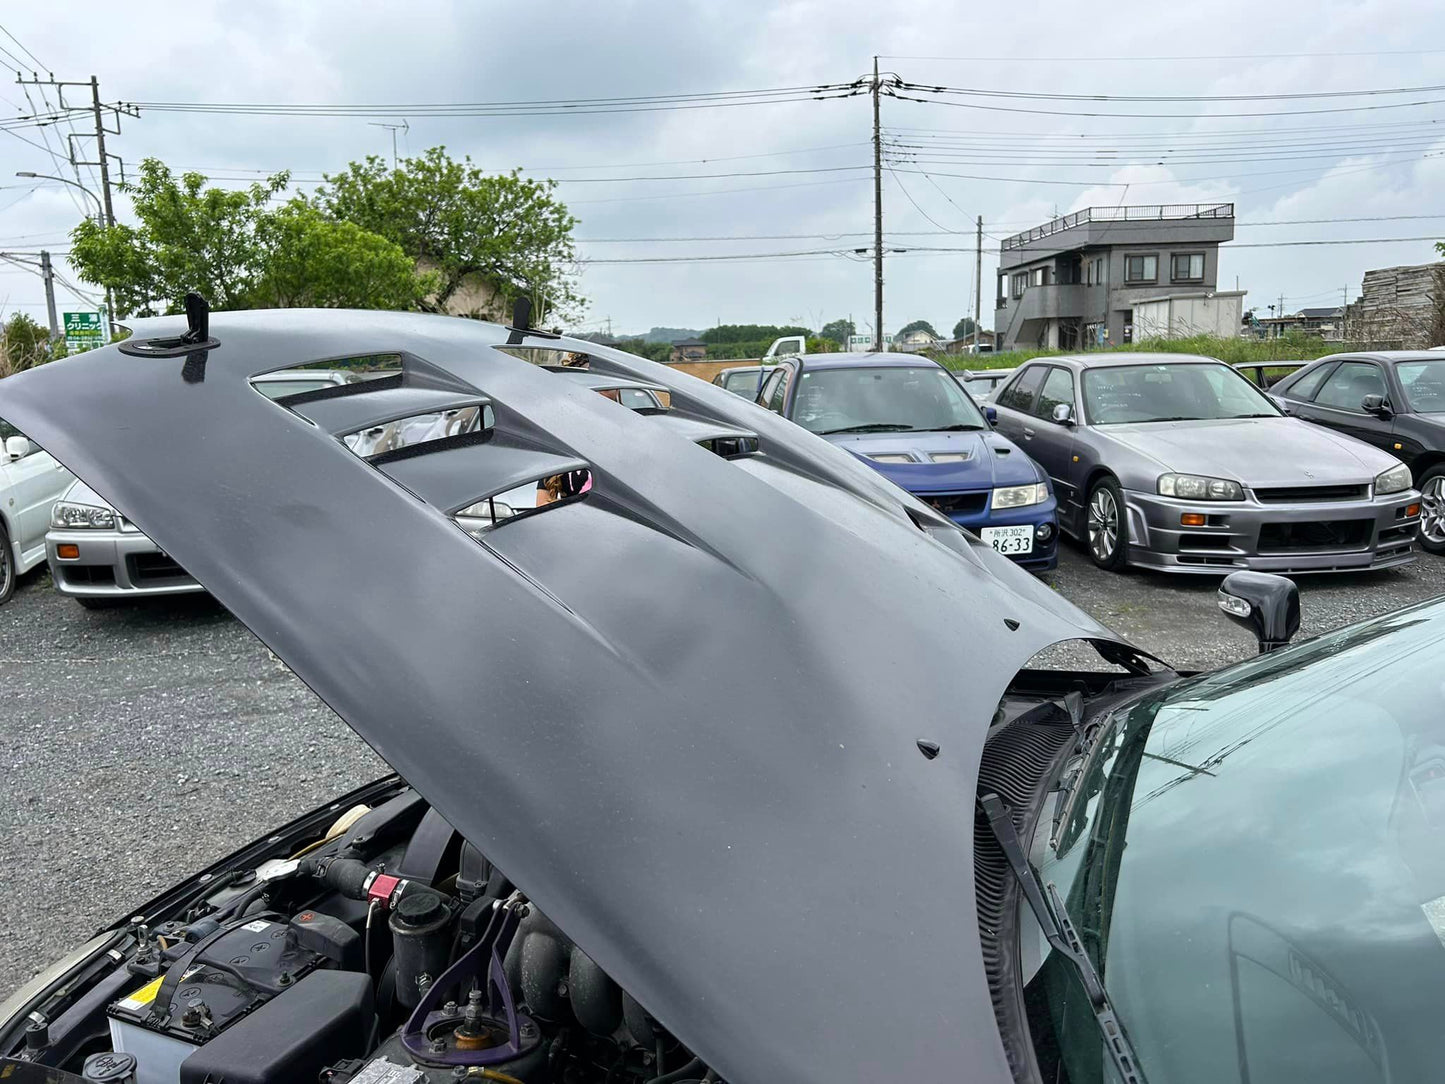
1022 351 1224 371
0 308 1142 1084
714 365 764 376
1300 351 1445 364
793 351 944 371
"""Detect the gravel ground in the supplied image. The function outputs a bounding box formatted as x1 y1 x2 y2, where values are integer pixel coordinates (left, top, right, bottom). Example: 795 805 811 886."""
1 543 1443 993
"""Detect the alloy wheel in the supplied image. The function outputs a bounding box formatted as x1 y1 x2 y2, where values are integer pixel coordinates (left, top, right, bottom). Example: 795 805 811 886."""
1088 488 1119 563
1422 476 1445 545
0 536 10 600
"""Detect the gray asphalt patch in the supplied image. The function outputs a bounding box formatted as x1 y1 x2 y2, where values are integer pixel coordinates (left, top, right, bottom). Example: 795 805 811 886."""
1 544 1441 991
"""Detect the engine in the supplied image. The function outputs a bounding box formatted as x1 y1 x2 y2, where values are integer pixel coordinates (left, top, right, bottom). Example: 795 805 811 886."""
1 788 715 1084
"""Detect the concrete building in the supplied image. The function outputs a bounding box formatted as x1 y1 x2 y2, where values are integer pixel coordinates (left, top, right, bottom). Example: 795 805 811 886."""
994 203 1241 350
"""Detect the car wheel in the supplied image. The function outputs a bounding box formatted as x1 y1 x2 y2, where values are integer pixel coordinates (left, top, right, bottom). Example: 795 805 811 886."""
1085 477 1129 571
0 522 13 605
1418 466 1445 555
74 596 124 610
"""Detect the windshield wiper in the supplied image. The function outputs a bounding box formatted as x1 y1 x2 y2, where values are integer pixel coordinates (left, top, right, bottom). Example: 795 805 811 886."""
978 792 1147 1084
931 423 986 432
816 423 915 434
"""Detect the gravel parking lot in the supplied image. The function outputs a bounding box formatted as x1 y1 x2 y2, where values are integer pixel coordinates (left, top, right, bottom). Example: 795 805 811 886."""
2 544 1443 993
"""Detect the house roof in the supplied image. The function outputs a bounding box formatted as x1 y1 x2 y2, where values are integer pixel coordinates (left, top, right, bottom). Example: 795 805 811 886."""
673 337 707 347
1298 307 1343 319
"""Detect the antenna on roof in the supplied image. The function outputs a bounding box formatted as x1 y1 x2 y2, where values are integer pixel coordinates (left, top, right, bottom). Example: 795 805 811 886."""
181 292 210 346
505 295 560 344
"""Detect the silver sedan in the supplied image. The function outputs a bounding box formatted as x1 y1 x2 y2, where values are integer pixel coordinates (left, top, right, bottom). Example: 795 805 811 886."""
989 353 1421 574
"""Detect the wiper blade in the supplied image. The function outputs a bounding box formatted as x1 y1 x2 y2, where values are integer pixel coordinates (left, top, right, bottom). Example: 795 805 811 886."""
931 424 986 432
978 792 1147 1084
817 423 915 434
1048 691 1090 849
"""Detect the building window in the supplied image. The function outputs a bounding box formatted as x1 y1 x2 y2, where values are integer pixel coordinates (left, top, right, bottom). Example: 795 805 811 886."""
1124 255 1157 283
1095 257 1105 284
1030 267 1047 287
1011 272 1027 298
1171 253 1205 282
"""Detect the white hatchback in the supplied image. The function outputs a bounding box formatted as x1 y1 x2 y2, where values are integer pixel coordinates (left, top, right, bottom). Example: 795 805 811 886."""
0 421 74 604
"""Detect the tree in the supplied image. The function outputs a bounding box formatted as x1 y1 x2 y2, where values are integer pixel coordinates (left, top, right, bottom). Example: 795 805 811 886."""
952 316 977 340
819 318 854 345
898 319 939 339
253 202 435 310
315 147 580 322
0 313 60 377
69 159 435 317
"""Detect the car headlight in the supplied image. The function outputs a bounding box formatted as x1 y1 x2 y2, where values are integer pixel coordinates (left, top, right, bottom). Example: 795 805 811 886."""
993 482 1049 509
868 453 916 464
1374 462 1412 495
50 501 117 530
1157 473 1244 501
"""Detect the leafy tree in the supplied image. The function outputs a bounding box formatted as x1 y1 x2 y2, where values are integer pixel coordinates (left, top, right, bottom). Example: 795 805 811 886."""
819 318 855 345
315 147 580 322
952 316 977 339
69 159 434 317
0 312 61 376
253 202 435 310
897 319 939 339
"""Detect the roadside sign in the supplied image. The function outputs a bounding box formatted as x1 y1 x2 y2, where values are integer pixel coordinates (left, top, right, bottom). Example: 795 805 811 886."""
848 333 894 351
63 311 105 355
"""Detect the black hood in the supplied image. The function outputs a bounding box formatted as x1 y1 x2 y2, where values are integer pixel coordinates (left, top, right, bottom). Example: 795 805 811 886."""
0 310 1145 1084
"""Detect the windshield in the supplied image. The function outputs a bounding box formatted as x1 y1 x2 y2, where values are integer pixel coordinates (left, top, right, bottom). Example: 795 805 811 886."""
793 366 988 435
1397 359 1445 413
1028 599 1445 1083
723 371 763 394
1081 362 1280 425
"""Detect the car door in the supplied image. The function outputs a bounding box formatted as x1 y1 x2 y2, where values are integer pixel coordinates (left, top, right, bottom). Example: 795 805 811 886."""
1023 366 1081 509
1294 359 1397 452
0 422 71 564
990 364 1047 443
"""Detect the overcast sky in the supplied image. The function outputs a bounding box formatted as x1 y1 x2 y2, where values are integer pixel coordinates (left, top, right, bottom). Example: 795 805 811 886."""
3 0 1444 339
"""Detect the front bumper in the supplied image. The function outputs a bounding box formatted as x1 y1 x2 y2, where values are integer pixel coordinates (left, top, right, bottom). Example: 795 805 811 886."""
917 489 1059 572
1116 487 1420 574
46 526 204 598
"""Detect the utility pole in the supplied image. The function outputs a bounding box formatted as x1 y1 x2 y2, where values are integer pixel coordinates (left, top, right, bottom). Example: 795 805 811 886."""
39 250 59 344
872 56 884 353
89 77 115 227
14 74 136 229
973 215 983 351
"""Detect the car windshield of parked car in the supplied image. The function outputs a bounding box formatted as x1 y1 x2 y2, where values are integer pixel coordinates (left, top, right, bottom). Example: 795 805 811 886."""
1081 363 1281 425
723 371 763 394
793 366 988 435
1396 359 1445 413
1027 600 1445 1084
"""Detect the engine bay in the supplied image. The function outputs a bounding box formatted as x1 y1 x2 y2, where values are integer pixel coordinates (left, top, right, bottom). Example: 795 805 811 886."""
0 778 716 1084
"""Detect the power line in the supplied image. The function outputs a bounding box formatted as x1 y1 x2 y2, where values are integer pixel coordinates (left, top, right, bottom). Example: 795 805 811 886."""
887 88 1445 120
0 22 46 70
898 79 1445 104
878 49 1445 61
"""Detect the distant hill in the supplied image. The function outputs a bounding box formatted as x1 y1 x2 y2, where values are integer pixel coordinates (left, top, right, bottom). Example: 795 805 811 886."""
637 326 702 343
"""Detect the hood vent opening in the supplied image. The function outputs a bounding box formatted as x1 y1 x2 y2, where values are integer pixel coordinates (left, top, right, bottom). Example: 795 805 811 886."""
455 468 593 536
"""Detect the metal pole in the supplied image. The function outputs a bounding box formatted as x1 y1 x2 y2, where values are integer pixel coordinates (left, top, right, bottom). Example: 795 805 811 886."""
39 250 60 344
90 76 115 228
872 57 884 353
973 215 983 351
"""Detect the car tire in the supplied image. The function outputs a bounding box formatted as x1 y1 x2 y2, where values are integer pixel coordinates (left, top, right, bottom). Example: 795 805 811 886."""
74 596 124 610
1085 476 1129 572
1418 465 1445 555
0 521 13 606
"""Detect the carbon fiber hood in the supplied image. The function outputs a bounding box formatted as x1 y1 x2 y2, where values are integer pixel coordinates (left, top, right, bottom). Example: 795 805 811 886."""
0 310 1145 1084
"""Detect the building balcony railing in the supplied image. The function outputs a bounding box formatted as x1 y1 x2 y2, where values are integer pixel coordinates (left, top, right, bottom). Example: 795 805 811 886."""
1001 203 1235 251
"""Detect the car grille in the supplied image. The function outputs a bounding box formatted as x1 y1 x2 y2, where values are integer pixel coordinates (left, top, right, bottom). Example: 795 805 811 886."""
128 552 190 582
1257 519 1372 552
1253 484 1368 503
920 491 988 516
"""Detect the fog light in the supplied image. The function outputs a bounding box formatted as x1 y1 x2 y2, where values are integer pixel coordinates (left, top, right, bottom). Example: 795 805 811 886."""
1035 522 1054 541
1180 513 1207 527
1407 503 1421 517
56 543 80 560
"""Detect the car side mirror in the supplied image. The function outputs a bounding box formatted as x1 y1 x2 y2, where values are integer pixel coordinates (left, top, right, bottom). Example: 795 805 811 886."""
1218 571 1300 654
984 405 997 424
1051 403 1074 425
3 435 30 461
1361 394 1392 418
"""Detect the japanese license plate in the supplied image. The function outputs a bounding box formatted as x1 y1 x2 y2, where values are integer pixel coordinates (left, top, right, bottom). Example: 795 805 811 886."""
980 524 1033 555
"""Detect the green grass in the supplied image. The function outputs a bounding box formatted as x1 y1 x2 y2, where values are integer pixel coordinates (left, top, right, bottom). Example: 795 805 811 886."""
934 332 1361 372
